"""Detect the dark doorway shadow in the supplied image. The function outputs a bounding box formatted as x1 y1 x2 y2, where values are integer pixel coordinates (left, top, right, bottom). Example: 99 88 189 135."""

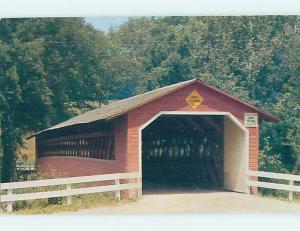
142 181 224 195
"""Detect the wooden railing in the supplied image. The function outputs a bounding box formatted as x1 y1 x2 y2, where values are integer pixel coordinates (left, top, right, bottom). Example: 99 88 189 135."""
246 170 300 201
16 161 36 171
0 172 141 213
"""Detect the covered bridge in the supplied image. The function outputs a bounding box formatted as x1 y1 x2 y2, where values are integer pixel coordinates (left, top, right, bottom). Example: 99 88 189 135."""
33 79 278 195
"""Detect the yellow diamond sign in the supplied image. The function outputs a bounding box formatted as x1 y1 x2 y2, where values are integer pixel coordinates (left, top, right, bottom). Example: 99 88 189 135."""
185 90 204 109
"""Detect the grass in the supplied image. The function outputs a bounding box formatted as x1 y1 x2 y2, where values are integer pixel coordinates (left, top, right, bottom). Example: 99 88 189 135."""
258 190 300 203
17 136 36 162
3 192 137 215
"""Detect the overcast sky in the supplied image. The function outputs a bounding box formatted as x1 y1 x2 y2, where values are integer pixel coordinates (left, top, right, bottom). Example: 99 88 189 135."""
85 17 129 32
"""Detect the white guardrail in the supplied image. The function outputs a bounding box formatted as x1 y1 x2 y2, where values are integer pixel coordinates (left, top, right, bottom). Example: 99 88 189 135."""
0 172 141 213
246 170 300 201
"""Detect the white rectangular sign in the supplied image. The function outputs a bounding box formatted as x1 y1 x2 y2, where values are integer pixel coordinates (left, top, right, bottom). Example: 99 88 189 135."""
244 113 258 127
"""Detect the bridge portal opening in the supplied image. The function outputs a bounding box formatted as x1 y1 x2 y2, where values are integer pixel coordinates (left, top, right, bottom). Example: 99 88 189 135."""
142 115 224 193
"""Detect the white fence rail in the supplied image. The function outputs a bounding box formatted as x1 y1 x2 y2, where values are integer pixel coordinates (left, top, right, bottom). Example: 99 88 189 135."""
0 172 141 213
246 170 300 201
16 161 36 171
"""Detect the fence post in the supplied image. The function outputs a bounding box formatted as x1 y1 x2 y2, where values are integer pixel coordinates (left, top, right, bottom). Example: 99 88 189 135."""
245 173 251 194
115 179 121 200
7 189 13 212
66 184 72 205
137 177 142 199
289 180 294 201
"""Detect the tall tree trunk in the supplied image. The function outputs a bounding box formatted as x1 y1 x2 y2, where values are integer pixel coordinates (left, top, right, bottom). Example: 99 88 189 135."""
1 113 17 182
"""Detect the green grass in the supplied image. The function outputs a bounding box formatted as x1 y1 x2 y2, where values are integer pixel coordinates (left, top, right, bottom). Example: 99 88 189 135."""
2 192 136 215
258 190 300 203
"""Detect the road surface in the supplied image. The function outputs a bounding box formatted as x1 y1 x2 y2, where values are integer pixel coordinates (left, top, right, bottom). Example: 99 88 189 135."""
66 190 300 214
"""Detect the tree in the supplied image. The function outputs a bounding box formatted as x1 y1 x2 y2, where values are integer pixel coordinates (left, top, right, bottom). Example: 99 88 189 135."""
108 16 300 173
0 18 111 181
1 16 299 181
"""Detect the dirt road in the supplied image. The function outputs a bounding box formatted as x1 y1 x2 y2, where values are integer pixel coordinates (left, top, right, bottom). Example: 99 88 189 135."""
67 190 300 214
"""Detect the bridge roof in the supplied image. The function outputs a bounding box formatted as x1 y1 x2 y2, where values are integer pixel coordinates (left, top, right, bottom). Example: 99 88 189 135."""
32 78 278 137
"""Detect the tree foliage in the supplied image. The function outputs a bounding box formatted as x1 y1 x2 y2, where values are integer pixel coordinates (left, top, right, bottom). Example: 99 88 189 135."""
108 16 300 174
0 16 299 181
0 18 110 181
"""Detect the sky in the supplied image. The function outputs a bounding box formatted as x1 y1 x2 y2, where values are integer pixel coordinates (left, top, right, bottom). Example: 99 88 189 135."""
85 17 129 32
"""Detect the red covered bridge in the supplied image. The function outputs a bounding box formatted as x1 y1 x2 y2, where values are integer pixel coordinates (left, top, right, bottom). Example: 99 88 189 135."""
33 79 277 196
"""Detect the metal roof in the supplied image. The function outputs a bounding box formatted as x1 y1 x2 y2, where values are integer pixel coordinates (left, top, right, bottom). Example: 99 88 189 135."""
33 78 278 137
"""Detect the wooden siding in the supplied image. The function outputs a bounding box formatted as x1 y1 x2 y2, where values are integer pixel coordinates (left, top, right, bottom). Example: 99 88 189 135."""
126 82 259 173
38 115 128 177
38 82 260 182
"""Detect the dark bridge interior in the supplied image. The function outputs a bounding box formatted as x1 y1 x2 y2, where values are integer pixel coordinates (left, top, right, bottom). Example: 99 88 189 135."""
142 115 224 192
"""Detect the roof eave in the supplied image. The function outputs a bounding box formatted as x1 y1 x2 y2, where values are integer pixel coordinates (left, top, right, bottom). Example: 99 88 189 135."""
195 80 279 122
105 78 199 121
